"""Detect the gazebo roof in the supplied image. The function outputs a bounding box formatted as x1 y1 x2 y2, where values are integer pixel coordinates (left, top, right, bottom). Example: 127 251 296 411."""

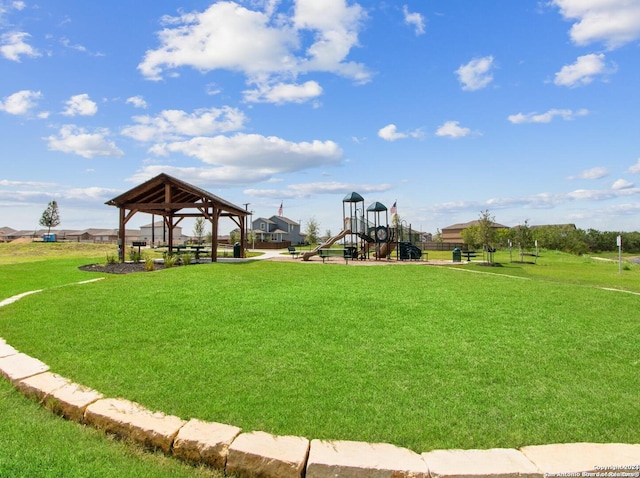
105 173 248 218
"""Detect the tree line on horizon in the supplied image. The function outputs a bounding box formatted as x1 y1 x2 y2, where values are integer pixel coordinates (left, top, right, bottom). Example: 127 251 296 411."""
461 210 640 256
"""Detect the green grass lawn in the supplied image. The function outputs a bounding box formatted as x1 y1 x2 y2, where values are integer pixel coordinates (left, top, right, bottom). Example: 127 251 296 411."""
1 246 638 456
0 379 221 477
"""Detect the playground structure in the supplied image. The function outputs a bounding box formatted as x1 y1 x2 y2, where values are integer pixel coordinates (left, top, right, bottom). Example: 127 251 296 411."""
301 192 423 262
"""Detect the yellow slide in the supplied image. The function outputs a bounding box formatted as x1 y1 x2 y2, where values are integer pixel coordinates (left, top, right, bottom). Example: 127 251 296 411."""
301 229 351 261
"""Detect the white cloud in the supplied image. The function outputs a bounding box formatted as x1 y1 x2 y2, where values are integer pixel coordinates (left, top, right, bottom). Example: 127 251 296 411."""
125 96 148 109
64 186 121 201
508 108 589 124
455 56 494 91
0 31 40 61
378 124 423 141
612 179 634 190
429 185 640 216
135 132 344 186
568 167 609 180
554 53 612 87
246 181 393 199
628 158 640 174
435 121 471 138
0 89 42 115
138 1 371 93
243 80 323 104
62 94 98 116
60 37 87 53
139 2 296 80
149 133 342 173
378 124 406 141
45 125 124 159
0 179 57 188
128 164 275 187
403 5 426 36
552 0 640 49
121 106 246 142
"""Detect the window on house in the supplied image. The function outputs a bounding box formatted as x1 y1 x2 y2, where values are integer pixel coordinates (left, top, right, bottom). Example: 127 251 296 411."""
260 223 265 230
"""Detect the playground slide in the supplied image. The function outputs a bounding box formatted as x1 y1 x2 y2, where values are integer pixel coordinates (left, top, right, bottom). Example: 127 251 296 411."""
373 240 397 258
301 229 351 261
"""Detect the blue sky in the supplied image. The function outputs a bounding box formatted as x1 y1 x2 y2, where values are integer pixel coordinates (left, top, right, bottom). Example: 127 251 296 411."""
1 0 639 236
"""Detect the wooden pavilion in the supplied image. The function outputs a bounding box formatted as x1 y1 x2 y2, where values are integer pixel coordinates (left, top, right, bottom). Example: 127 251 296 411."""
105 173 249 261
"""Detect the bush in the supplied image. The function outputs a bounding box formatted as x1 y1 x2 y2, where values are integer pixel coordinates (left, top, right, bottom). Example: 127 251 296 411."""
163 253 177 268
181 253 193 266
105 253 118 266
128 248 142 263
144 255 155 272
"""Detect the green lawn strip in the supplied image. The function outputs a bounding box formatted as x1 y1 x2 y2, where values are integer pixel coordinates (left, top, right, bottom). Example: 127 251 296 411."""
1 261 638 452
0 242 117 265
0 258 107 300
459 250 640 293
0 380 222 478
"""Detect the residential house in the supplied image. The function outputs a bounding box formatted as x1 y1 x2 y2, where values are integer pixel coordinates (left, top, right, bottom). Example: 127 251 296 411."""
66 228 140 244
252 216 305 245
139 221 187 246
441 220 509 244
0 227 16 242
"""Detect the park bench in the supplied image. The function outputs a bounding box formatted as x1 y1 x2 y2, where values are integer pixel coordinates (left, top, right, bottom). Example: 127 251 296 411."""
172 245 209 262
461 250 478 261
318 248 353 263
288 246 300 258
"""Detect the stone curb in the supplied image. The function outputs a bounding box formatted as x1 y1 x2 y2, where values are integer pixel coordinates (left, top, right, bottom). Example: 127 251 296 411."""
0 351 49 384
1 344 639 477
84 397 187 454
17 371 103 423
226 431 310 478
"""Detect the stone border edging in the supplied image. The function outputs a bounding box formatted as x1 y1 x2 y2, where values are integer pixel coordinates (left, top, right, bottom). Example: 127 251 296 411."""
3 341 640 477
2 290 639 477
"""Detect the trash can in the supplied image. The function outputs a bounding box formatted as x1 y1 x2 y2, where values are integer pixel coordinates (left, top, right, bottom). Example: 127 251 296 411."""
233 242 241 258
452 247 461 262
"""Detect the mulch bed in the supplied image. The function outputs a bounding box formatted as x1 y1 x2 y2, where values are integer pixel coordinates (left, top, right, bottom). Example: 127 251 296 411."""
79 262 169 274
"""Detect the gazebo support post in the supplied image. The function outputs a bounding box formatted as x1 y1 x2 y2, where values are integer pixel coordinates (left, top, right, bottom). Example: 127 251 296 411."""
118 208 126 262
211 209 219 262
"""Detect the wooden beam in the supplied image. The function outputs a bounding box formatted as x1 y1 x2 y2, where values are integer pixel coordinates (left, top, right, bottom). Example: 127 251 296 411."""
120 202 213 210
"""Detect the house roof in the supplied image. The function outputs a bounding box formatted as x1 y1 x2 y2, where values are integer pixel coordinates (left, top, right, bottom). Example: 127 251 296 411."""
273 215 299 225
67 228 120 236
443 220 509 230
140 221 183 228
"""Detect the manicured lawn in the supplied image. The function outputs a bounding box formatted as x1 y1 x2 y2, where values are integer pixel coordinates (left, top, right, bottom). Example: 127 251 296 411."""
0 379 222 477
1 253 638 453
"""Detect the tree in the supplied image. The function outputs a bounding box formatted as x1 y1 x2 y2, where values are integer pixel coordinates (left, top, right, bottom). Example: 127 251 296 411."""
513 220 534 251
304 217 320 245
193 217 206 244
39 201 60 234
477 209 497 263
229 228 241 244
461 225 480 249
